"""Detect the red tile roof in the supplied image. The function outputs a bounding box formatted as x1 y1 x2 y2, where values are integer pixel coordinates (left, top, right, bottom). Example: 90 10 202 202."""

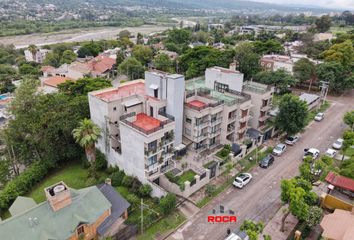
95 82 145 102
325 172 354 192
132 113 161 131
43 76 72 88
87 55 115 75
40 65 56 73
187 100 207 108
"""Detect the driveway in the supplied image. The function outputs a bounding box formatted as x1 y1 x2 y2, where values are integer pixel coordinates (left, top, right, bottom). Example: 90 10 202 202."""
168 92 354 240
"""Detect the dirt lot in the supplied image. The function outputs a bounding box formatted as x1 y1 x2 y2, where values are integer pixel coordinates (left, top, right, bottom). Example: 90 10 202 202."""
0 25 170 49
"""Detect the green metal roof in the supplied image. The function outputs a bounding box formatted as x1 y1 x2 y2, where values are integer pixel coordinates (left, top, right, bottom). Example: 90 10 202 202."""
9 196 37 217
0 186 112 240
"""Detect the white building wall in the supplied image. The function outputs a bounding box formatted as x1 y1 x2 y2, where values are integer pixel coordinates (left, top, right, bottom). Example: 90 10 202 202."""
273 62 293 74
205 67 244 92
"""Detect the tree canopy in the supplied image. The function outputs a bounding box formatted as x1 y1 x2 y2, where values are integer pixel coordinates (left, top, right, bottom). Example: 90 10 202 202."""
254 69 297 94
234 42 261 80
275 94 308 136
293 58 316 83
118 57 145 80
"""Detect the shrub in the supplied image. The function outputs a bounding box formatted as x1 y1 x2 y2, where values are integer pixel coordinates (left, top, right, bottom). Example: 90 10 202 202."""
81 155 90 169
0 161 53 210
122 175 134 188
138 184 153 198
94 151 107 171
165 172 179 183
159 193 177 215
205 184 217 197
106 165 119 174
110 170 125 187
131 177 142 194
126 193 140 210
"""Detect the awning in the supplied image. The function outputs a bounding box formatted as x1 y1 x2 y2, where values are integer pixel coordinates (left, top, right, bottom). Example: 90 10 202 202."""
149 84 159 90
175 143 186 151
246 128 261 139
123 98 142 108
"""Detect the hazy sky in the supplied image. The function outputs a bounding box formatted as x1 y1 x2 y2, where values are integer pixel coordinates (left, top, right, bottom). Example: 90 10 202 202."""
253 0 354 9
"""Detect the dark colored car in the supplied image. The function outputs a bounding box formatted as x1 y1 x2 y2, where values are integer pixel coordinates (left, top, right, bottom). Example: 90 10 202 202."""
259 154 274 168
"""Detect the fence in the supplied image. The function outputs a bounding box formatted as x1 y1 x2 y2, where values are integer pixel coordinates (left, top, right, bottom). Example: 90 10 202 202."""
111 224 137 240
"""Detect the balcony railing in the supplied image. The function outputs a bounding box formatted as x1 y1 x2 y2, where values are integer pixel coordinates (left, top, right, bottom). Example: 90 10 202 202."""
210 117 222 126
239 115 252 122
260 105 272 112
259 115 270 122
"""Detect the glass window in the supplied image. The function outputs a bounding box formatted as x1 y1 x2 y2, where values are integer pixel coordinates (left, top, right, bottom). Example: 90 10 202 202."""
148 155 157 166
186 117 192 124
148 140 157 150
77 225 84 236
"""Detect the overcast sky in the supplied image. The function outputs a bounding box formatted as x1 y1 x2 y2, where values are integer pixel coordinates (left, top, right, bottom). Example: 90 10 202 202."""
253 0 354 10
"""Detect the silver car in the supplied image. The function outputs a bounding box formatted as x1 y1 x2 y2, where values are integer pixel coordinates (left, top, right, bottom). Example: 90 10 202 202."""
273 143 287 156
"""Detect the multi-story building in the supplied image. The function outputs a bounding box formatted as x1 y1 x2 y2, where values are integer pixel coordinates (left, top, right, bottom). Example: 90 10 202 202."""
260 54 294 74
88 71 184 197
243 81 274 133
183 66 252 152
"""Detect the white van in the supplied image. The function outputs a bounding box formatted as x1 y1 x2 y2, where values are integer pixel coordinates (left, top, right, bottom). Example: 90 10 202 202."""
225 231 249 240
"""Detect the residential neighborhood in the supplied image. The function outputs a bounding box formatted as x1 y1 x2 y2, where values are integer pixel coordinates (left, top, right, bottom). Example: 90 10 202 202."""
0 1 353 240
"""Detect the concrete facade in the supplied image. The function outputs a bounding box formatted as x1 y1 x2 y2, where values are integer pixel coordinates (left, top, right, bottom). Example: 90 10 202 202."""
261 54 294 74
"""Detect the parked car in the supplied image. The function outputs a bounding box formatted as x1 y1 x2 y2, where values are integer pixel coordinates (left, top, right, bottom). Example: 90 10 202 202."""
303 148 320 160
233 173 252 189
272 143 287 156
225 231 249 240
332 138 344 150
285 135 300 145
314 112 325 121
325 148 337 158
259 154 275 168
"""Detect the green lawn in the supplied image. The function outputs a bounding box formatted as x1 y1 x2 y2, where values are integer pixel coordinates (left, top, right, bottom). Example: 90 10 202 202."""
344 147 354 157
26 163 108 203
137 211 186 240
177 170 197 186
330 26 354 34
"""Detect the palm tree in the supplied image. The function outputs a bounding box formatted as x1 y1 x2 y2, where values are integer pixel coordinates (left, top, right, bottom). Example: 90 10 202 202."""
72 118 101 162
27 44 38 62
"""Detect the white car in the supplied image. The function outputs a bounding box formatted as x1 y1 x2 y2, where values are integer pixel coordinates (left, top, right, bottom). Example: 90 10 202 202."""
303 148 320 160
285 135 300 145
332 138 344 150
310 163 322 176
314 112 325 121
225 231 249 240
325 148 337 158
272 143 287 156
233 173 252 189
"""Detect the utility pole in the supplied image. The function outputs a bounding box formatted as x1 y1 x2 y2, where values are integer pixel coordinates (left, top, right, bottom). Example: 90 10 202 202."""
140 198 159 235
319 81 329 108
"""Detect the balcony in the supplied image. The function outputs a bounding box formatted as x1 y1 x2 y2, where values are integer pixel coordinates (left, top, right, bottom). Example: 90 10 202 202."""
209 129 221 138
258 114 270 122
228 115 237 123
210 117 222 126
260 105 272 112
195 133 208 142
239 115 252 123
194 121 209 130
237 126 247 133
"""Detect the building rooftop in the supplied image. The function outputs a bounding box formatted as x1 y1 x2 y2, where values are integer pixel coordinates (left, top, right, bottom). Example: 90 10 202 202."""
0 186 112 240
187 100 207 108
94 80 145 102
243 81 271 94
320 209 354 240
299 93 320 106
43 76 72 88
325 172 354 192
209 66 241 74
87 55 116 75
186 78 249 105
132 113 161 132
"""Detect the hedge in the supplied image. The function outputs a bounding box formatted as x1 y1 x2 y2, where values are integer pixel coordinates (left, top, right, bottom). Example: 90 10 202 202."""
0 161 54 210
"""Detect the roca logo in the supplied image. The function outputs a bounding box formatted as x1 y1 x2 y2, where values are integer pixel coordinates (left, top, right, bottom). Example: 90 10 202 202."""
207 205 237 223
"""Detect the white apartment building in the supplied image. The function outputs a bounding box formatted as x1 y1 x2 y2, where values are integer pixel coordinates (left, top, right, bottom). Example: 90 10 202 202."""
88 71 185 197
24 49 50 63
260 54 294 74
243 81 274 132
183 66 252 152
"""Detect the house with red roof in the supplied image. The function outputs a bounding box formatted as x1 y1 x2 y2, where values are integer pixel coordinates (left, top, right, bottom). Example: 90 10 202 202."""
40 76 72 93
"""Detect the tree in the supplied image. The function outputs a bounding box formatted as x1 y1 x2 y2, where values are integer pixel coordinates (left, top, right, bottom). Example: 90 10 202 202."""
344 111 354 130
19 63 39 75
43 52 60 67
293 58 316 83
153 53 173 72
166 29 192 45
159 193 177 215
280 178 316 232
118 30 131 39
27 44 38 61
240 220 264 240
322 40 354 67
118 57 145 80
72 118 101 163
254 69 297 94
136 32 144 45
234 42 261 80
132 45 153 66
116 51 125 67
316 61 353 93
60 50 77 65
58 77 112 97
253 40 284 55
77 42 102 58
315 15 331 33
305 206 323 227
275 94 308 136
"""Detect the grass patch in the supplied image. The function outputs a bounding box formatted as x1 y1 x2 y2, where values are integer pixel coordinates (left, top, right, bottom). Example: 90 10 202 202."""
116 186 130 199
330 26 354 34
26 162 108 203
177 170 197 186
344 147 354 157
137 211 186 240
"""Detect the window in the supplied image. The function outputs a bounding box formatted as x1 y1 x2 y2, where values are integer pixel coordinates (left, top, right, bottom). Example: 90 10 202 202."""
113 107 117 111
148 155 157 166
148 140 157 150
211 114 217 122
77 225 85 236
114 121 118 124
184 128 191 136
214 81 229 93
195 118 203 126
186 117 192 124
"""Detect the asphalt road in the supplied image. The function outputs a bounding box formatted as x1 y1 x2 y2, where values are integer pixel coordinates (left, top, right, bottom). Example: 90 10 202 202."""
169 92 354 240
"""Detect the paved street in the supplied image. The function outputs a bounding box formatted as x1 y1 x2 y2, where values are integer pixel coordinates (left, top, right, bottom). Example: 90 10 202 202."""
169 92 354 240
